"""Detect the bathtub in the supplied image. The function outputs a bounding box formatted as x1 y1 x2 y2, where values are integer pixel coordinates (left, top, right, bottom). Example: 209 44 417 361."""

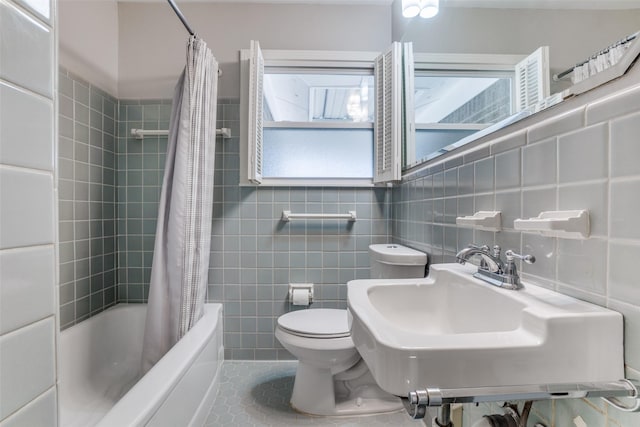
59 303 223 427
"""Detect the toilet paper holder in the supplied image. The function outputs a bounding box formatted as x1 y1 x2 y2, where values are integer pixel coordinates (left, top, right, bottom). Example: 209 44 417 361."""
288 283 314 305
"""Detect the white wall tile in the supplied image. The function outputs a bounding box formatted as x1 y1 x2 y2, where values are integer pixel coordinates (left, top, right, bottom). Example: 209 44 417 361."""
457 227 474 251
610 179 640 240
522 138 556 187
522 187 556 220
0 82 53 171
495 190 521 230
443 225 457 252
474 157 494 193
494 230 521 255
586 83 640 125
0 387 56 427
432 172 444 198
521 233 556 282
444 197 457 224
0 246 55 335
609 242 640 307
474 193 494 212
0 317 55 420
558 123 608 183
0 167 54 249
457 195 473 218
610 111 640 178
527 107 585 144
0 1 52 98
495 149 520 190
444 168 457 197
457 163 474 195
555 283 606 307
490 130 526 155
558 182 608 237
557 238 607 295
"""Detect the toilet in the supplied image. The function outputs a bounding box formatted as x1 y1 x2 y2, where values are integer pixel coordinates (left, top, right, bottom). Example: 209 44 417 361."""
275 244 427 416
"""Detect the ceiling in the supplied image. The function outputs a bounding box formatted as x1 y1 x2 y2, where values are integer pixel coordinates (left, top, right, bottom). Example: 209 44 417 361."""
110 0 640 9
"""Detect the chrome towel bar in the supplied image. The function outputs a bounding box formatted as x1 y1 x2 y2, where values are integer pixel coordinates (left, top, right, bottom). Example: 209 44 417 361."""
281 210 357 222
130 128 231 140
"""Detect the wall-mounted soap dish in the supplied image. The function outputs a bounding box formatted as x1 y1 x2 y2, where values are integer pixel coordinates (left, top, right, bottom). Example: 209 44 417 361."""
456 211 502 232
514 210 590 239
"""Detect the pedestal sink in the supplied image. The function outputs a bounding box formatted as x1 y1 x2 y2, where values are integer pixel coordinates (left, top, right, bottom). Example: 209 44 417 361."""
347 263 624 396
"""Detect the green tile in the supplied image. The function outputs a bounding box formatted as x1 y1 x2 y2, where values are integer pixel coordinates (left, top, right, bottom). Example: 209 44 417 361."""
128 285 144 301
90 290 103 312
127 251 143 268
127 105 143 121
75 123 89 143
74 81 90 105
90 273 104 293
127 171 143 186
127 219 143 235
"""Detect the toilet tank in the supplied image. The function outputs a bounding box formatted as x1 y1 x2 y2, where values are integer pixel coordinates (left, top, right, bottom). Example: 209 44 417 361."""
369 244 427 279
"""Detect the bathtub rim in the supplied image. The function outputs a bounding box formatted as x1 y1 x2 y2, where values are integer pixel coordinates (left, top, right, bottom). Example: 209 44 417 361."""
94 302 223 427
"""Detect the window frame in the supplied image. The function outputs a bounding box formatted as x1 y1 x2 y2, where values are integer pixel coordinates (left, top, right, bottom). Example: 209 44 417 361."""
240 45 404 187
404 52 528 169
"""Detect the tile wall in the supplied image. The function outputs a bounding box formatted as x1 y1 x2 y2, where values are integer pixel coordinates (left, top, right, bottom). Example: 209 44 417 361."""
115 99 391 359
58 67 118 329
0 0 58 423
115 99 172 302
393 82 640 426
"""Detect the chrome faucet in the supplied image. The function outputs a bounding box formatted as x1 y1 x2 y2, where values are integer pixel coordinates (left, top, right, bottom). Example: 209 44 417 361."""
456 244 535 290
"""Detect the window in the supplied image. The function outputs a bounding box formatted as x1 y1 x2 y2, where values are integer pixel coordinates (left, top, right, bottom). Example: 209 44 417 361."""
240 41 410 186
405 49 549 167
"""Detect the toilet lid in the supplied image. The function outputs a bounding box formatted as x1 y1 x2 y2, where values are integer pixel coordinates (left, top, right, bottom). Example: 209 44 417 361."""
278 309 350 338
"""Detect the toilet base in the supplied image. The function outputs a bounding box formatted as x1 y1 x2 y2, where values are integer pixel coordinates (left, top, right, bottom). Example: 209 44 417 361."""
290 359 404 416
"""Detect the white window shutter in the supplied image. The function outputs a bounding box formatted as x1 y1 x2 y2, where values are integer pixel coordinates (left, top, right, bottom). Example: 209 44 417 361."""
374 42 402 184
515 46 550 112
248 40 264 184
402 42 415 168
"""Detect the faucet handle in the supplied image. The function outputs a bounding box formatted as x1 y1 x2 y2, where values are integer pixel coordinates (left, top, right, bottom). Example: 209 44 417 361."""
505 250 535 264
492 245 501 258
468 243 490 252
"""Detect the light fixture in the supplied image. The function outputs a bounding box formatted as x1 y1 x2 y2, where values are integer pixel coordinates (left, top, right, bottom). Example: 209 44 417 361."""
419 0 439 19
402 0 421 18
403 0 439 19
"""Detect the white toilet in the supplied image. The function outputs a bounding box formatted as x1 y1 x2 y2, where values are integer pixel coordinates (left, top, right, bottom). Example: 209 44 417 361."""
275 244 427 416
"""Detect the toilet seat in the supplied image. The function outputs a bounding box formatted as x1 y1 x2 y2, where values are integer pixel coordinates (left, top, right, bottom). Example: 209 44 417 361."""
277 309 350 339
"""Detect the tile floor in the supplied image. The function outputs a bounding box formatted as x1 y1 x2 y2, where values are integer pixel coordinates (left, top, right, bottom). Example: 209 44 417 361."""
205 361 419 426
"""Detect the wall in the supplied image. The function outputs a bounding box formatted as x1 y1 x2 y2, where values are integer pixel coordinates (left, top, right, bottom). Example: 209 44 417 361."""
58 67 118 329
116 98 391 359
58 0 119 96
392 68 640 426
392 3 640 93
116 2 392 99
0 0 58 423
55 0 393 357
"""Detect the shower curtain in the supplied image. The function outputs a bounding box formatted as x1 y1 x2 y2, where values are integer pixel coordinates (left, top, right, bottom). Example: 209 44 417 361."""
141 36 218 373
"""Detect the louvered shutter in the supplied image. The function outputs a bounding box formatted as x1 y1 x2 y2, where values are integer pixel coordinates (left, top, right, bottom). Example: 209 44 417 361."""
248 40 264 184
402 42 415 168
374 43 402 184
515 46 550 112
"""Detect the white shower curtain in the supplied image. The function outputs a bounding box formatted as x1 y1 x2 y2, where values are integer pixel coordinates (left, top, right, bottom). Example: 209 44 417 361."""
141 36 218 373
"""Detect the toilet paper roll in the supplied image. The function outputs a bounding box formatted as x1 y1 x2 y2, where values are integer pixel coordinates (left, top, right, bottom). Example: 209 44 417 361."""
291 288 310 306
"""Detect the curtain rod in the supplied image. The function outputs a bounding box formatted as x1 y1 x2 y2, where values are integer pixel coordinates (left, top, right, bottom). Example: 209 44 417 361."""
167 0 195 36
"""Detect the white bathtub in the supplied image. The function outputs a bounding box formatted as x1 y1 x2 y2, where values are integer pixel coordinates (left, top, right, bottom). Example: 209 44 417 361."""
59 303 223 427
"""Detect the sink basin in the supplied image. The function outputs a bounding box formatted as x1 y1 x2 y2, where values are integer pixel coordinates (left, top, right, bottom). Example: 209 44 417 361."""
347 263 624 396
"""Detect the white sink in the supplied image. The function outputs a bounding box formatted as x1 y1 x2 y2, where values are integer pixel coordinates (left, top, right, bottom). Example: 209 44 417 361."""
347 263 624 396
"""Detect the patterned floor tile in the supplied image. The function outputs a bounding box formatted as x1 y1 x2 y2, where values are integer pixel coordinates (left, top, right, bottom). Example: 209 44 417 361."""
205 361 419 426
